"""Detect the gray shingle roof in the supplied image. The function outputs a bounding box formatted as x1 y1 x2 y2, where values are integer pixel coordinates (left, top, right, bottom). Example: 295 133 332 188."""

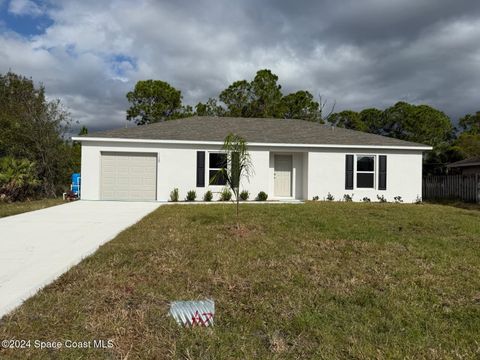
82 116 430 148
447 157 480 168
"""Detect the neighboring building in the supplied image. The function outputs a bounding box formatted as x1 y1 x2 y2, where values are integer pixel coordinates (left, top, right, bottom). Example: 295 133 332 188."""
72 116 432 202
446 157 480 175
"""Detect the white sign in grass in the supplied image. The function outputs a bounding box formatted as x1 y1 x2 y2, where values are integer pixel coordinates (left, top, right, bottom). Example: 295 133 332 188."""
170 299 215 327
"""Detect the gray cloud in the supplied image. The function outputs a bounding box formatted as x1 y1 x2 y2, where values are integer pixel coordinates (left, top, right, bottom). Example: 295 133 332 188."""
0 0 479 134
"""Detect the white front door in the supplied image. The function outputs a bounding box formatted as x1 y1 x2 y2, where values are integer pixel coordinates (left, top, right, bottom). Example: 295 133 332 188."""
274 155 293 197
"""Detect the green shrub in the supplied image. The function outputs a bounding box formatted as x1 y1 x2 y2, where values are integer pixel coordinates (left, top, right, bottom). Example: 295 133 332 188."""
203 190 213 202
256 191 268 201
169 188 179 202
326 192 334 201
186 190 196 201
0 157 40 202
343 194 353 202
240 190 249 201
377 194 387 203
219 188 232 201
312 195 319 201
362 197 371 202
394 196 403 203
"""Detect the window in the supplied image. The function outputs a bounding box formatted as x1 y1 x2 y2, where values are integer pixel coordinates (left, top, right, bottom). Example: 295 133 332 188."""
356 155 375 188
209 153 227 185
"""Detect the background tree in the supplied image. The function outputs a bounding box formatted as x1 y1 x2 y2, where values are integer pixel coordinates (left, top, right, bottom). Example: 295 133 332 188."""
0 72 73 198
452 111 480 159
458 111 480 134
382 102 455 174
218 69 322 121
0 71 45 157
326 102 453 148
249 69 283 117
78 126 88 135
324 102 455 174
195 98 225 116
70 126 89 178
219 80 253 117
453 133 480 158
318 95 336 123
359 108 384 134
327 110 367 131
126 80 183 124
278 90 320 121
382 102 454 147
180 104 194 118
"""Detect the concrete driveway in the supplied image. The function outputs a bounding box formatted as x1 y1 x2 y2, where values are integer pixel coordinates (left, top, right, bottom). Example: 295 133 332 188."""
0 200 160 319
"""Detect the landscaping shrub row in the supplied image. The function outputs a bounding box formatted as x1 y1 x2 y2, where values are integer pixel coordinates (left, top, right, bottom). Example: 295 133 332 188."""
169 188 268 202
312 193 422 203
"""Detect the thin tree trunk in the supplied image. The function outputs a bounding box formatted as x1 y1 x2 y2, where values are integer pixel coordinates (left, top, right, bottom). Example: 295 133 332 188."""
236 190 239 229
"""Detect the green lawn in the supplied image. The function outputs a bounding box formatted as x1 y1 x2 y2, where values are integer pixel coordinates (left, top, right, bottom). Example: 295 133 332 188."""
1 202 479 359
426 201 480 212
0 198 64 218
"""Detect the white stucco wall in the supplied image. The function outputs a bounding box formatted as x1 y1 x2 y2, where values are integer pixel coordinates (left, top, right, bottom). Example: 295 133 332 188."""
307 148 424 202
80 141 424 203
80 141 271 201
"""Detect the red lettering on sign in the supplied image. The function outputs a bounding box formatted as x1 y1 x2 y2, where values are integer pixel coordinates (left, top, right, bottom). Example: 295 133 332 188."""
202 312 213 325
191 311 214 326
191 311 203 326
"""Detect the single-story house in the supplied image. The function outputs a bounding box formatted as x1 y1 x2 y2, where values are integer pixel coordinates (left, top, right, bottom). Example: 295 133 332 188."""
72 116 432 202
446 157 480 175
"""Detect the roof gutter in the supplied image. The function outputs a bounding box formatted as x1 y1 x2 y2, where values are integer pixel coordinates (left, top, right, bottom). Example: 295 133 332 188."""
71 136 433 151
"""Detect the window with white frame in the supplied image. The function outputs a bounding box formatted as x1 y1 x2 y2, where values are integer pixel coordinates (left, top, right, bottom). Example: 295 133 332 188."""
356 155 375 188
209 153 227 186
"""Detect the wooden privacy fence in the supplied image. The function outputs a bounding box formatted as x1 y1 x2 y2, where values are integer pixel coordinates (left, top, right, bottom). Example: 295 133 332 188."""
423 174 480 203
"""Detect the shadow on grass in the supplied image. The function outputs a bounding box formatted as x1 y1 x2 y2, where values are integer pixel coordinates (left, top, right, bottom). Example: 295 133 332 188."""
424 200 480 212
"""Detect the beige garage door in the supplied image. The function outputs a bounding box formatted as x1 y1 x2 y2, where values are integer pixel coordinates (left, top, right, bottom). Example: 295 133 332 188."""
100 152 157 201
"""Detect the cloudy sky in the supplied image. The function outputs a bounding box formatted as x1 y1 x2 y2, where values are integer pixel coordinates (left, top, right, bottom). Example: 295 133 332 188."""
1 0 479 134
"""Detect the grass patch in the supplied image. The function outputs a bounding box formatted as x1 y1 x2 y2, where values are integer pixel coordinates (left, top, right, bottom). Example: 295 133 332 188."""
1 202 480 358
0 198 64 218
425 201 480 212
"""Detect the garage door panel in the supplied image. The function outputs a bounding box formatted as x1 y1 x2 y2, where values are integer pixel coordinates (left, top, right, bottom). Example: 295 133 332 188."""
131 178 143 186
130 192 145 199
102 180 115 187
116 191 130 199
100 152 157 201
102 191 114 198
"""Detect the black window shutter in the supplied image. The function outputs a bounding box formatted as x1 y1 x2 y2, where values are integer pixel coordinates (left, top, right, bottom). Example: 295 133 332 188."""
196 151 205 187
345 154 354 190
378 155 387 190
